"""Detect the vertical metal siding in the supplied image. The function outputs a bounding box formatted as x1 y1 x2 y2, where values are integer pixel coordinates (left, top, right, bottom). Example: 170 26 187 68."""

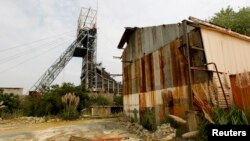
122 24 197 122
123 38 190 121
230 74 250 117
153 51 161 90
201 28 250 74
200 28 250 108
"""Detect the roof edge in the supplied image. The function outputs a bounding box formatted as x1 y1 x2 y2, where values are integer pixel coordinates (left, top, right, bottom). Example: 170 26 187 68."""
117 27 136 49
188 16 250 42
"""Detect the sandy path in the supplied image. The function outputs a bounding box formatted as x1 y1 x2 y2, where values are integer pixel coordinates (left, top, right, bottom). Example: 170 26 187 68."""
0 118 140 141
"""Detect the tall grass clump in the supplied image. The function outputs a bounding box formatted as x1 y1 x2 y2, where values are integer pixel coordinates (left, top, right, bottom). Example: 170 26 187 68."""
196 106 248 141
61 93 80 120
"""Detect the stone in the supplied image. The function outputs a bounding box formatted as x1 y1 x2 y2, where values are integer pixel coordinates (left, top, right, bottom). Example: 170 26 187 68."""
162 135 173 141
26 117 33 121
38 118 45 123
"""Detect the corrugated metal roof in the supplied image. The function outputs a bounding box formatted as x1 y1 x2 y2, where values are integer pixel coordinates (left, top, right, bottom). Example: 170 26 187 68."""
118 17 250 50
188 16 250 42
117 27 137 49
117 24 184 49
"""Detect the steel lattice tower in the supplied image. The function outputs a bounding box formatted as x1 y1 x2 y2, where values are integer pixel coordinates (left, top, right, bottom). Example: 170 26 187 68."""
74 8 97 90
29 7 122 94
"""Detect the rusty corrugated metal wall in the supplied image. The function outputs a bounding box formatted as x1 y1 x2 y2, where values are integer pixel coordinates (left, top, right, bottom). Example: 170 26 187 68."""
121 19 250 124
122 22 250 123
122 24 206 123
230 74 250 117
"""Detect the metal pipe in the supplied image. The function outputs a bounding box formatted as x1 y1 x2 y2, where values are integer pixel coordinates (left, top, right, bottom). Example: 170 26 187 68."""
206 63 228 108
195 62 229 108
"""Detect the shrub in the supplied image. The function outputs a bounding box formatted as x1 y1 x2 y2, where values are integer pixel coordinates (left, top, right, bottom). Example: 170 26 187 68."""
141 108 157 131
214 106 249 125
90 95 110 106
21 83 89 117
196 119 209 141
196 106 249 141
113 96 123 106
61 107 79 120
0 91 20 117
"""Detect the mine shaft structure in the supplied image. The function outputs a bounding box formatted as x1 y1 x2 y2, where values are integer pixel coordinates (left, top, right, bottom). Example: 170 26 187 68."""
30 8 122 94
76 8 97 90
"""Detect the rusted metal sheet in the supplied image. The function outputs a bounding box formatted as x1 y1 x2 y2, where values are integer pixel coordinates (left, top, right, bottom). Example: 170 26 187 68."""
200 28 250 108
122 24 185 62
123 94 140 120
230 74 250 117
123 39 188 93
123 37 190 121
122 25 199 122
122 18 250 123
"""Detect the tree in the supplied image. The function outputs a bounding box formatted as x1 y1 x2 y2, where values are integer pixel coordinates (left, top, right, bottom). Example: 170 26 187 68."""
113 96 123 106
22 83 89 117
0 90 20 114
210 6 250 36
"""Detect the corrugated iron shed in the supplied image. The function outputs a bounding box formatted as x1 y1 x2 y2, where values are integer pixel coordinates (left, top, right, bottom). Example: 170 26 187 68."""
118 17 250 124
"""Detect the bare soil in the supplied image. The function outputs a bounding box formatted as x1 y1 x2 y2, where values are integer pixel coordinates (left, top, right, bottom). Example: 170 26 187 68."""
0 118 140 141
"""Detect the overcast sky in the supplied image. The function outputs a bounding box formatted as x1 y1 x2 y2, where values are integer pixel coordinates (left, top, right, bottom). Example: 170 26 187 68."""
0 0 249 93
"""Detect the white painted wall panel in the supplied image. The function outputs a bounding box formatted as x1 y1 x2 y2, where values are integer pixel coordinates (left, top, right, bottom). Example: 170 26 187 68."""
201 29 250 74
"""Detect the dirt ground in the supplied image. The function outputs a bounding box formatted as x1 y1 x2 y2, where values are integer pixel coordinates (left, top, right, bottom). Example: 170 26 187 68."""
0 118 140 141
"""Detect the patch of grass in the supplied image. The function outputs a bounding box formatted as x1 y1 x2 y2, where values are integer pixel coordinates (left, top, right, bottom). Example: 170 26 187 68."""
196 106 249 141
214 106 249 125
141 109 156 131
196 119 209 141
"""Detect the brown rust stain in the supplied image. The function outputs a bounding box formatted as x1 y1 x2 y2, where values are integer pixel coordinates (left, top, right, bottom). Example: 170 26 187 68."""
148 54 155 91
170 41 178 87
141 57 146 93
167 90 174 107
122 37 194 118
155 104 165 123
135 60 141 93
230 74 250 117
173 106 187 118
170 39 187 87
150 91 156 107
122 66 128 95
127 65 131 95
139 93 146 108
161 89 168 106
159 47 166 89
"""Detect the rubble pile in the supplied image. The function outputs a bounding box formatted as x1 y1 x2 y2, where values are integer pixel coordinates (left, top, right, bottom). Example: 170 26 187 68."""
125 122 176 141
19 117 62 124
